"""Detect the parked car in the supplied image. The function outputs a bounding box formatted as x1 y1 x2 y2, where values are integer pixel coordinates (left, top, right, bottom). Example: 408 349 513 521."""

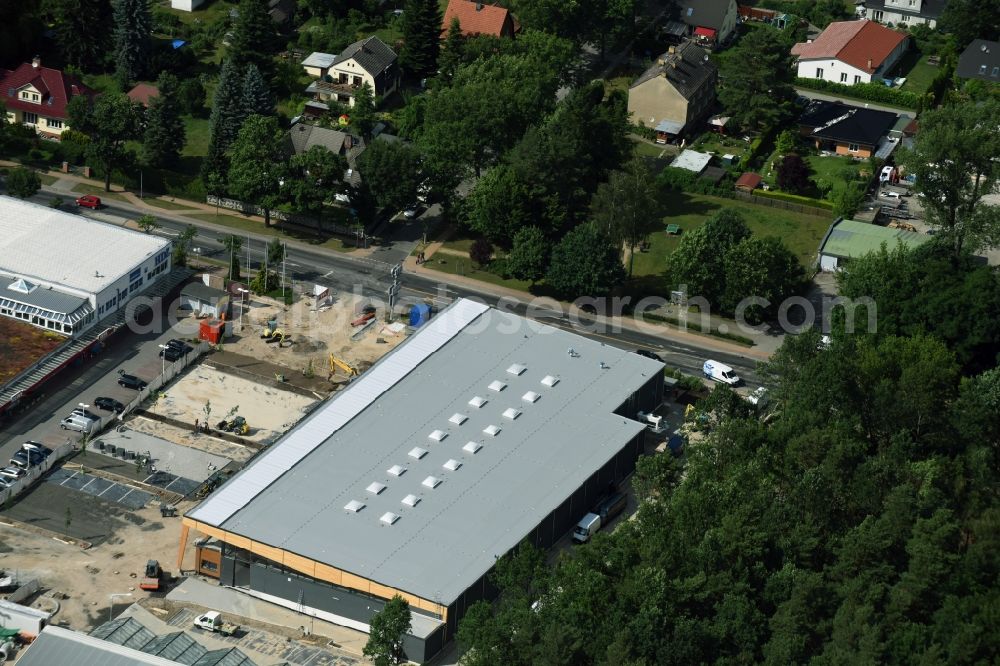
60 415 97 434
165 339 193 353
633 349 663 361
0 466 26 481
22 442 52 458
95 396 125 413
117 373 147 390
70 408 99 421
75 194 102 209
703 360 741 386
10 450 45 470
159 346 183 362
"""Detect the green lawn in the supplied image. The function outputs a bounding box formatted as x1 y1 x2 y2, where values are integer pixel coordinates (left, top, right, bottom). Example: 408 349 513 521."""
691 133 751 163
38 174 57 186
182 116 211 158
188 212 354 252
71 182 126 201
629 193 831 289
900 54 941 94
422 254 534 292
633 140 669 159
441 237 475 254
142 197 196 210
806 154 865 193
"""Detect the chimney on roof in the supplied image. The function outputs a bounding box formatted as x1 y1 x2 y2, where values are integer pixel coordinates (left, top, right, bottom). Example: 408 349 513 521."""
867 58 872 69
668 45 675 54
31 55 41 69
476 2 483 9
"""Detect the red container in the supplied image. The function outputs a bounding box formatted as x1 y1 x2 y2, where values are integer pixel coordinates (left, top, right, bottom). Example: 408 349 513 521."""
199 319 225 344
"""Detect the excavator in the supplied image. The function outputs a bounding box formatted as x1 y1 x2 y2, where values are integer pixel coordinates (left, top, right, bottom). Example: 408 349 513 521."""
329 354 359 378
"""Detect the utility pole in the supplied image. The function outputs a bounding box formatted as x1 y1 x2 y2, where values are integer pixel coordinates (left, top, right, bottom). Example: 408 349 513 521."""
387 263 401 322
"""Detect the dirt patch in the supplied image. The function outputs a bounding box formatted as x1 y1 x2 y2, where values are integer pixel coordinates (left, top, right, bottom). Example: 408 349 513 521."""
125 418 257 465
0 317 66 384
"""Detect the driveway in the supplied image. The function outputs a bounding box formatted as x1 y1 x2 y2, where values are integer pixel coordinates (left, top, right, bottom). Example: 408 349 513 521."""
794 88 916 116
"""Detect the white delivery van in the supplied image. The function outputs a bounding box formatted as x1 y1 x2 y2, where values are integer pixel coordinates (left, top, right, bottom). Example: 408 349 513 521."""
572 513 601 543
59 415 98 434
703 360 741 385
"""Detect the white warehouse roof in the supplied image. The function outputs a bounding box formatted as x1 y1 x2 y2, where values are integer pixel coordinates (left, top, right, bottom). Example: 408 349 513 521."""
0 196 169 296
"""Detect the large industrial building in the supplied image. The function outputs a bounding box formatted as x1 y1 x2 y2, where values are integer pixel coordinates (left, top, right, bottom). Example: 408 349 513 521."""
0 196 171 336
180 298 664 662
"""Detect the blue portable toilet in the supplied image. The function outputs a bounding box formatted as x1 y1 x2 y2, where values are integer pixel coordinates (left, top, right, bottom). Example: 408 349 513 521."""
410 303 431 327
667 434 686 457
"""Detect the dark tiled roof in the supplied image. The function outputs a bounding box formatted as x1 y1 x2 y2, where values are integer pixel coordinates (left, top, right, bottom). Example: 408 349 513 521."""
956 39 1000 80
284 122 366 163
679 0 734 30
800 100 897 146
0 61 94 120
631 41 717 100
333 36 397 77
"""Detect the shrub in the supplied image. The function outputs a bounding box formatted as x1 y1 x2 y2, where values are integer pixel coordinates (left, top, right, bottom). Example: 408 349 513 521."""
754 189 834 209
469 238 494 267
794 77 922 109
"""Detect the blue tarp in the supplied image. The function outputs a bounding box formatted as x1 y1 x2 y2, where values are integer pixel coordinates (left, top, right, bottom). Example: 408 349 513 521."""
409 304 431 327
172 39 187 50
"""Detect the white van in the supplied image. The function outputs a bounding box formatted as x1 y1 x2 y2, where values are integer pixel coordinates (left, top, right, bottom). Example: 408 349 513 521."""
703 360 741 385
572 513 601 543
60 415 98 434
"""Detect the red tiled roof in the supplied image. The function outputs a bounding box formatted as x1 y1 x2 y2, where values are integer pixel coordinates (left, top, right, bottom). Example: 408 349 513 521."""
127 83 160 107
735 172 762 190
791 20 907 73
442 0 513 38
0 61 94 120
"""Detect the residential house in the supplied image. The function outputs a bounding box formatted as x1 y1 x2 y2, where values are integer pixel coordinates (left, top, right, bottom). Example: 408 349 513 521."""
857 0 945 29
0 57 94 138
127 83 160 108
678 0 738 48
301 52 337 79
441 0 516 38
628 41 717 143
268 0 296 26
798 100 897 158
305 36 399 109
792 19 908 85
818 218 928 271
956 39 1000 82
283 121 366 165
171 0 206 10
734 172 763 192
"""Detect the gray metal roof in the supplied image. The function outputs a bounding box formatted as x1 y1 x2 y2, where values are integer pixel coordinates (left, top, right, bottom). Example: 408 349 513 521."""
302 52 337 69
679 0 734 30
181 282 228 302
19 626 181 666
90 617 156 650
332 36 397 76
190 299 662 605
1 276 91 316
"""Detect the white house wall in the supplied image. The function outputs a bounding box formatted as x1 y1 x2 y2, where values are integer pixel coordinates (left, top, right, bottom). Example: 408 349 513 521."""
797 58 872 84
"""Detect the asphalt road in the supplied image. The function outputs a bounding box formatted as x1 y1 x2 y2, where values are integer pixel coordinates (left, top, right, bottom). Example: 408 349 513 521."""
794 88 916 116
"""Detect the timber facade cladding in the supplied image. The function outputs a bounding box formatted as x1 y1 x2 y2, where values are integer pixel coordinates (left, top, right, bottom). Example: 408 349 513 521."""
214 372 660 662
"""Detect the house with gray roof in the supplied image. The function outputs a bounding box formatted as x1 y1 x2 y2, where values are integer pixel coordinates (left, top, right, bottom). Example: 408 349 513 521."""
678 0 738 47
284 122 366 163
305 36 399 109
628 40 718 142
956 39 1000 82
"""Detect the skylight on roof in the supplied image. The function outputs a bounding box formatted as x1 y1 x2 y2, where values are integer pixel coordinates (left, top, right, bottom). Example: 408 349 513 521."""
409 447 428 459
463 441 482 454
344 500 365 513
483 424 501 436
429 429 447 441
422 476 441 489
469 396 487 408
402 494 420 507
449 413 468 425
507 363 527 376
387 464 406 477
522 391 540 403
488 380 507 392
443 459 462 471
503 408 521 420
380 512 400 525
366 481 386 495
541 375 559 387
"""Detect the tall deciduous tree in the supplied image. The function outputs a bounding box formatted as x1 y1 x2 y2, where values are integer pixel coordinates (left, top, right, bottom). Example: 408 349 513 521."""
400 0 442 80
355 139 422 213
505 226 549 282
172 224 197 267
112 0 152 88
142 72 185 167
721 236 804 322
47 0 113 71
228 114 287 227
897 98 1000 261
939 0 1000 48
364 595 411 666
240 63 274 117
590 158 661 275
666 209 751 305
546 224 626 298
78 92 142 191
718 27 796 132
229 0 277 81
776 154 811 194
283 145 348 227
350 82 377 140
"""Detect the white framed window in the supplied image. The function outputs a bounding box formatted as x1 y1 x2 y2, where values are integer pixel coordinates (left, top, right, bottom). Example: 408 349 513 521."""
46 118 63 129
23 112 37 124
816 67 824 78
840 72 848 82
854 75 862 84
848 143 860 152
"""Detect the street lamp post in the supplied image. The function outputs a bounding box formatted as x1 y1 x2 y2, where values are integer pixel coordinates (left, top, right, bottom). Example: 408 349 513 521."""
158 344 168 377
108 593 133 622
237 288 249 332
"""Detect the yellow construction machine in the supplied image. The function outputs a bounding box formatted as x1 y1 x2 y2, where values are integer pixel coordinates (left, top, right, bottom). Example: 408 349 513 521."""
329 354 359 378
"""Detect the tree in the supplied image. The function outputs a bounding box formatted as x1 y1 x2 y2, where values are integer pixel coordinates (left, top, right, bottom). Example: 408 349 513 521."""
207 59 246 157
136 213 160 233
350 82 376 140
469 238 494 267
228 115 287 227
240 63 274 117
464 165 538 246
229 0 277 81
364 595 411 666
47 0 114 71
939 0 1000 49
829 180 866 218
80 93 142 192
284 145 348 226
267 236 285 267
776 154 811 194
666 209 751 305
590 158 661 275
142 72 185 167
112 0 152 88
355 140 421 213
219 234 243 280
437 18 465 85
546 224 626 298
5 167 41 199
721 236 804 322
178 77 206 115
505 226 549 282
172 224 197 267
897 98 1000 260
400 0 442 79
718 27 796 132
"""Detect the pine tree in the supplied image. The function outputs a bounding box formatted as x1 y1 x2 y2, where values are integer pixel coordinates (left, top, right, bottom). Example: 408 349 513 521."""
437 17 465 85
230 0 277 82
49 0 114 71
142 73 186 167
400 0 442 80
207 59 246 157
240 63 274 117
112 0 152 88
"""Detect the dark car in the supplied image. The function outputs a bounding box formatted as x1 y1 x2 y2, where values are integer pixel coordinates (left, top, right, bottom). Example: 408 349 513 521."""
22 442 52 457
11 449 45 469
95 396 125 413
118 374 147 390
159 346 184 362
634 349 663 361
165 339 194 354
